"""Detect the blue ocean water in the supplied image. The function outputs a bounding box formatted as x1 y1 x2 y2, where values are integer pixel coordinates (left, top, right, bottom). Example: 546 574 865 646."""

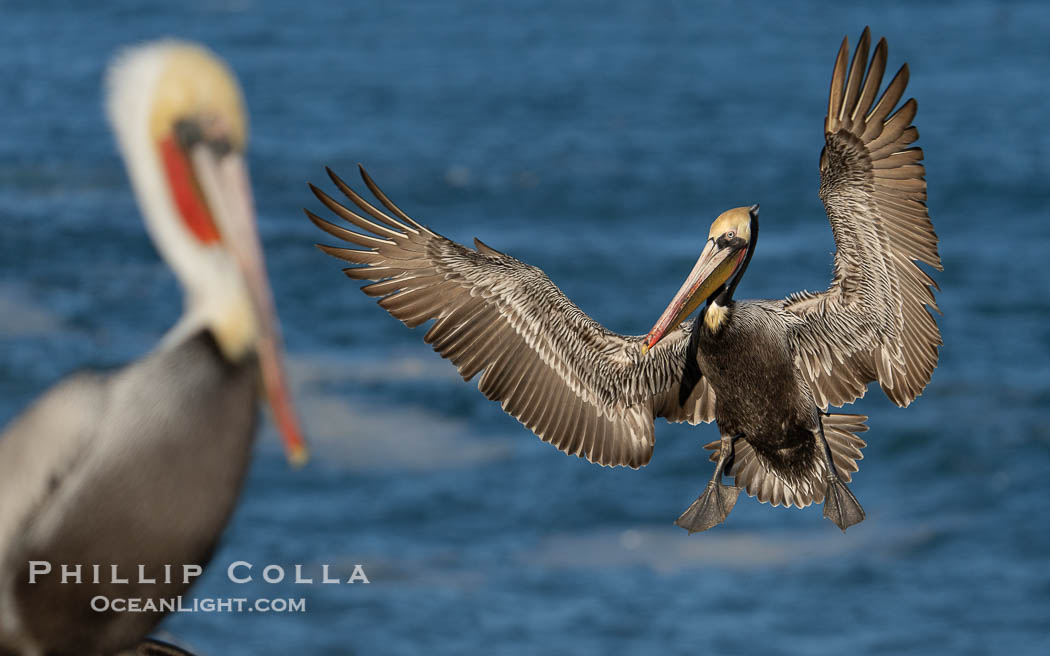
1 1 1048 654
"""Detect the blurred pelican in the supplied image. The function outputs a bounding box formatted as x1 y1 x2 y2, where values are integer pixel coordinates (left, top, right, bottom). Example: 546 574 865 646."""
0 41 306 655
309 28 940 534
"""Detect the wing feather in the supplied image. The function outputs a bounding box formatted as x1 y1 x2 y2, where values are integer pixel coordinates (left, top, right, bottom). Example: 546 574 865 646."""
786 28 942 410
310 166 716 468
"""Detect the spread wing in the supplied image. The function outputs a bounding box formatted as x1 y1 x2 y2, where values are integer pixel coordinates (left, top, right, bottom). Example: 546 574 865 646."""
308 166 716 468
784 27 942 409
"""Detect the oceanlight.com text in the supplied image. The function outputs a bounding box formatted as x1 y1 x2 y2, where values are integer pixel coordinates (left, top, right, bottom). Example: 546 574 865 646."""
90 596 307 613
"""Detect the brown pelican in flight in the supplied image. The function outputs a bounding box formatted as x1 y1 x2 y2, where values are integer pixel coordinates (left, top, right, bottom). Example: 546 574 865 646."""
308 28 940 533
0 42 306 655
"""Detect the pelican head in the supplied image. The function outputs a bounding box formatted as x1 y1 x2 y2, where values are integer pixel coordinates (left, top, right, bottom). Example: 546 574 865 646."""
106 41 307 465
641 204 759 353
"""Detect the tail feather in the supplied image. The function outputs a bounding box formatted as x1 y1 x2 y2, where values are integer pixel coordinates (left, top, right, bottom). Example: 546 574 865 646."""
704 413 868 509
821 412 868 481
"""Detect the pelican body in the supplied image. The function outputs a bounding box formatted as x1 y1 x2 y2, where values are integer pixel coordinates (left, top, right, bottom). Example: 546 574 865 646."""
309 28 940 533
0 42 305 655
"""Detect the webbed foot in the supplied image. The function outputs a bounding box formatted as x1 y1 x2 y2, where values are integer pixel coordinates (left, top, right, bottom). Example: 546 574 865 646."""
675 481 742 534
822 476 865 532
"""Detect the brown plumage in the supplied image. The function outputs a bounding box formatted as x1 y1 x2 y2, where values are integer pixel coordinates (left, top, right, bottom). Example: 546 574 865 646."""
309 27 940 532
308 168 716 470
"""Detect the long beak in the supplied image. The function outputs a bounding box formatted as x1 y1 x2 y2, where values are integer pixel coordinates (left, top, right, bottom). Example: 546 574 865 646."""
641 238 744 354
191 147 309 466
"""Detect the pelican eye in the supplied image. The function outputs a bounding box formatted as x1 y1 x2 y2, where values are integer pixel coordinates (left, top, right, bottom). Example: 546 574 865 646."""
726 231 735 240
173 117 234 157
174 118 204 149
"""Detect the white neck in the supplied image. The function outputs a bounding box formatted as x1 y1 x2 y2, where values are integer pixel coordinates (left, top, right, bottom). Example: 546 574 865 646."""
158 252 256 361
106 42 255 359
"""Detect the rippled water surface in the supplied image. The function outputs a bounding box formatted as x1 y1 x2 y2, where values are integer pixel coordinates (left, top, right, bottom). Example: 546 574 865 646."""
2 2 1048 654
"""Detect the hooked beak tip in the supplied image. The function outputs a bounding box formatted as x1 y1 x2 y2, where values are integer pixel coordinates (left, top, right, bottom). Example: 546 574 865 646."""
286 443 309 468
640 342 650 356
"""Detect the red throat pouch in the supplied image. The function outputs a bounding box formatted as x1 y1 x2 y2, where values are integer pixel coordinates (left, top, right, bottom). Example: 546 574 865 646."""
158 136 221 244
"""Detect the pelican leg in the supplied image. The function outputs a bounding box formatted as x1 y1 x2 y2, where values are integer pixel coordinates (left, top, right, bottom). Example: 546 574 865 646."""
675 434 743 534
816 421 865 532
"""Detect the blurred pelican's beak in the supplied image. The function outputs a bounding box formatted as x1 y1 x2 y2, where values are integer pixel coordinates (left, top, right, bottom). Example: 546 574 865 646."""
190 145 309 467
